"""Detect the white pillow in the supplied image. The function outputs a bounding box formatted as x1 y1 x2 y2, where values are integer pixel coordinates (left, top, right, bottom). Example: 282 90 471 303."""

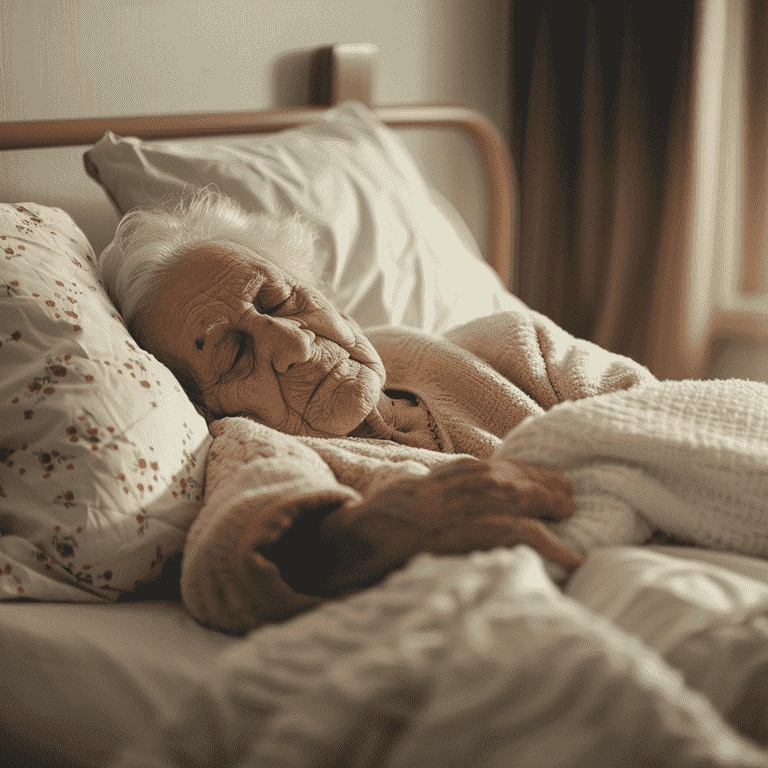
0 203 211 601
84 102 526 334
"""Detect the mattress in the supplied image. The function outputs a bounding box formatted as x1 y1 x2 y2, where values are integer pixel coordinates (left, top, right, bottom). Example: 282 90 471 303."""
3 545 768 768
1 600 235 768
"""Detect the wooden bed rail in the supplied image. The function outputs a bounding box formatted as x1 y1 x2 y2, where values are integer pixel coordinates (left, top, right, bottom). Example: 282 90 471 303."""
0 103 516 288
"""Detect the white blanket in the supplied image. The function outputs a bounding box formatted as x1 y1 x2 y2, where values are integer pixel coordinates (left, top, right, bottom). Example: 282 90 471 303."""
111 546 767 767
110 378 768 767
496 378 768 560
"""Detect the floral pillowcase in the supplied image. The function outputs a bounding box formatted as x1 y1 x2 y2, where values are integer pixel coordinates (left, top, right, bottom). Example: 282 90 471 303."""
0 203 211 602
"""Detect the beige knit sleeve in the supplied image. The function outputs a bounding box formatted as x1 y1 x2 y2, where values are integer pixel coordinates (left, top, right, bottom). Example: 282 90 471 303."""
444 309 657 409
180 417 360 634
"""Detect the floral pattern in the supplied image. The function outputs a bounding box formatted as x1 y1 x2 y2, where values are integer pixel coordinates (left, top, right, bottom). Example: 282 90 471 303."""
0 203 211 601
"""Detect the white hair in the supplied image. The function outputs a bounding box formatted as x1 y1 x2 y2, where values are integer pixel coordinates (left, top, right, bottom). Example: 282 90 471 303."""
97 189 322 332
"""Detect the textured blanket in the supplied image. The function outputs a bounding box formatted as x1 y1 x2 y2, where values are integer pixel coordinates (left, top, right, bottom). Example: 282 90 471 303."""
115 546 768 768
496 378 768 568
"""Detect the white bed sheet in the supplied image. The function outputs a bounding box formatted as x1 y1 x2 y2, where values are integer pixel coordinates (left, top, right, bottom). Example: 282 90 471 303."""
2 546 768 768
1 600 235 768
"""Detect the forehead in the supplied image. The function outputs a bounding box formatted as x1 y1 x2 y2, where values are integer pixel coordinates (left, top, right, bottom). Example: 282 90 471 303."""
167 243 273 289
155 243 299 318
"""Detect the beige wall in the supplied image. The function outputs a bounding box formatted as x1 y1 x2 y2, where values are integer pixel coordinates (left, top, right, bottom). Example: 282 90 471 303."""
0 0 511 256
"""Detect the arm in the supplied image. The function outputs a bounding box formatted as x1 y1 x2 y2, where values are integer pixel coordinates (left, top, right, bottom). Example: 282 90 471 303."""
444 309 657 409
182 418 580 634
238 455 580 608
183 415 471 633
180 416 360 634
314 456 581 596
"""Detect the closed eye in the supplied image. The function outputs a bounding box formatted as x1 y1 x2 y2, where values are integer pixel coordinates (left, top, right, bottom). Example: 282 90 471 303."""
228 332 250 372
258 286 295 315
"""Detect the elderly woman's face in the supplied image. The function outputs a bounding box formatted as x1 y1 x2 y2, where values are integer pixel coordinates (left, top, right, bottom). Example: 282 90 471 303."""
133 244 385 437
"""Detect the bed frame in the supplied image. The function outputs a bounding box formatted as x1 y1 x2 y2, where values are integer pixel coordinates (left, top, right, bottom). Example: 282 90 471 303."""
0 44 517 290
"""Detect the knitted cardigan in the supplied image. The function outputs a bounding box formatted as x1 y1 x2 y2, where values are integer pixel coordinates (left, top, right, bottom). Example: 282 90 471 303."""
180 309 656 633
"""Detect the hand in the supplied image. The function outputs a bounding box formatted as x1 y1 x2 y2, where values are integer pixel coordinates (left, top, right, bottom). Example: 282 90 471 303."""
318 456 582 594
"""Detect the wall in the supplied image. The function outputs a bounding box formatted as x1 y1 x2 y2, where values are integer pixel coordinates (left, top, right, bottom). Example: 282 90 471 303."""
0 0 511 257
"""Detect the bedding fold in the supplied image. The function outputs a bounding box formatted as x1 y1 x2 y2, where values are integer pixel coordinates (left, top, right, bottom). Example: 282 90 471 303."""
117 547 768 768
496 378 768 562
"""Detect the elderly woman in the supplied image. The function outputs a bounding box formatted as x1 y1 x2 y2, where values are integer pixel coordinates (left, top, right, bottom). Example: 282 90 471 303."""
99 191 656 632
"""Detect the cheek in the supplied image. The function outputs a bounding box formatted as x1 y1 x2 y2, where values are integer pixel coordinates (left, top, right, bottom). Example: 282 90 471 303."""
214 379 256 412
332 313 359 346
299 294 355 344
308 306 381 369
353 331 385 373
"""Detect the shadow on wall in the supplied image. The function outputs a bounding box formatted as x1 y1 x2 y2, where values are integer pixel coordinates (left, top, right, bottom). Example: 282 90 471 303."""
271 48 318 108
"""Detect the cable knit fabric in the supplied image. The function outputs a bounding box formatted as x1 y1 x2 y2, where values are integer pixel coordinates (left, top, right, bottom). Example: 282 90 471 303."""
122 548 768 768
181 308 655 633
496 378 768 563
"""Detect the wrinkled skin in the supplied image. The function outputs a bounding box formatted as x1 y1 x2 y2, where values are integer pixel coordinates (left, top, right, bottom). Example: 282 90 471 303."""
321 456 583 591
133 244 386 436
246 455 583 599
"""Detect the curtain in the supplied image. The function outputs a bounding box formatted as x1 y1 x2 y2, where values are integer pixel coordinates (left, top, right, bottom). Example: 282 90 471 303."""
742 1 768 297
510 1 702 379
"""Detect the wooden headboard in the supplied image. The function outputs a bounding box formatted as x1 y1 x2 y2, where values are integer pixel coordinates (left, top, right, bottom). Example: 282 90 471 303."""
0 45 517 289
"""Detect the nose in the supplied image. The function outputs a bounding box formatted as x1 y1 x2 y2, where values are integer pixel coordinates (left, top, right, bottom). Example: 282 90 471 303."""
251 314 315 373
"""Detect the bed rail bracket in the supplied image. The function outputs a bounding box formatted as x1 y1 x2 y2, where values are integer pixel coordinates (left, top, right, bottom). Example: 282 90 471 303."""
311 43 378 106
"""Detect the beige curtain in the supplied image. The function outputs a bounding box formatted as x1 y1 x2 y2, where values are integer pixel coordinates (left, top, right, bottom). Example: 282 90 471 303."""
511 1 702 379
742 1 768 297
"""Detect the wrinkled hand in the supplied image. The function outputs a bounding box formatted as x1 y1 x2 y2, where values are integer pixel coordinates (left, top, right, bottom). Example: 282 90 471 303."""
318 456 582 595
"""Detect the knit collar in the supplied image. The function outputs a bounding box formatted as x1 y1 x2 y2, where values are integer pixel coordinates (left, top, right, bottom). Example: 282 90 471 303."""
348 389 442 451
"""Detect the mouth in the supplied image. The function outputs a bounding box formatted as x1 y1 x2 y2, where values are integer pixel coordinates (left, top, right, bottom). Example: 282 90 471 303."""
288 354 382 436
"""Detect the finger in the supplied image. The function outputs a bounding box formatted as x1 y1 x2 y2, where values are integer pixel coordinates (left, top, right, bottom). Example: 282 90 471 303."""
529 466 574 496
428 456 482 480
485 479 575 521
429 515 584 569
494 458 575 495
428 518 511 555
434 475 575 523
487 461 575 504
518 486 577 520
508 518 584 569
